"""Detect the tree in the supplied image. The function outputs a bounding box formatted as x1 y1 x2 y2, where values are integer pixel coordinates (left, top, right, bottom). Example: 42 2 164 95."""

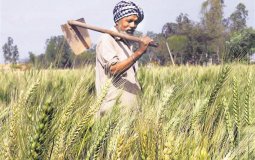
162 23 178 37
226 28 255 61
153 34 171 65
73 51 96 67
200 0 225 63
44 36 74 68
176 13 192 34
2 37 19 64
229 3 248 32
31 35 97 68
161 22 182 65
189 24 213 64
167 35 189 64
29 52 36 65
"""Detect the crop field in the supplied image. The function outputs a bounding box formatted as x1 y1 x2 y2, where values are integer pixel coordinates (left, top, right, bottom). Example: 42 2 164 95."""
0 64 254 159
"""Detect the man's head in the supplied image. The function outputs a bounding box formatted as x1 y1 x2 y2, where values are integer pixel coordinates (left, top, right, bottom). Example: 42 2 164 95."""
113 1 144 35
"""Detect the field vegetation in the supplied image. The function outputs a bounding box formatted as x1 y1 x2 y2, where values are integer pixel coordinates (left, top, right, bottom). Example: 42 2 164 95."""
0 64 254 159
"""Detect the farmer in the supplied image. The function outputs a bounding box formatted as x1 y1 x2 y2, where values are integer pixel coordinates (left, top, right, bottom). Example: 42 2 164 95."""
96 1 153 116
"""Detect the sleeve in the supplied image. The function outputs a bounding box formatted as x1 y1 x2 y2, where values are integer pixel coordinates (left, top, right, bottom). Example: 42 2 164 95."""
96 35 120 76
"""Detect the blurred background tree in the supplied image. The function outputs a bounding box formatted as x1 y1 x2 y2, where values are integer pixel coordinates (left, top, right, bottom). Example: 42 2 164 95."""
2 37 19 64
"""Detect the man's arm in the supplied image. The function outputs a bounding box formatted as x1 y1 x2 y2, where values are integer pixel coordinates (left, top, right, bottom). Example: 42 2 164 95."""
110 36 152 75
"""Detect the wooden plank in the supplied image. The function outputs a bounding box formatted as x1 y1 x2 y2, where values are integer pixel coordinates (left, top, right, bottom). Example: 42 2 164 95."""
61 18 91 55
74 18 91 49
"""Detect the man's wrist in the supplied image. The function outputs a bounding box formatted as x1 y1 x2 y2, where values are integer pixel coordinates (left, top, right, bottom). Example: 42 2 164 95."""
135 49 144 56
131 54 136 63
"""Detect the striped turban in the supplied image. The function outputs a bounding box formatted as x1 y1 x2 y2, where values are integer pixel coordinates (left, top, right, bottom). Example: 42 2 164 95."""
113 1 144 23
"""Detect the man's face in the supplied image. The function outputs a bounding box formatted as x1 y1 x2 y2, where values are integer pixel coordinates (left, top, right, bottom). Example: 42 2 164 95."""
116 15 139 35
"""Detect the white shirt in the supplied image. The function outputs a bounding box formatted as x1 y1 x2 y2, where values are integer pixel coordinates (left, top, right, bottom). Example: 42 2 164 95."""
96 27 141 116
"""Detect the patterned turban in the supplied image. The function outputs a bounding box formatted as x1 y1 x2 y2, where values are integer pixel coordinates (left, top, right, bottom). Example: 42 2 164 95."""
113 1 144 23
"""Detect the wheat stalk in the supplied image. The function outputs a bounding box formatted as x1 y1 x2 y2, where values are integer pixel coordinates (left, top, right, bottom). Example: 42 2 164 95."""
244 73 251 126
85 116 118 160
7 79 40 159
223 97 234 147
201 66 230 133
65 79 111 155
29 100 54 160
232 76 240 148
51 76 89 159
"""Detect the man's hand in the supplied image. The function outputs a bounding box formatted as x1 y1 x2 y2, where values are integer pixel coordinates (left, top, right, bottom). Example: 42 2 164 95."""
137 36 153 54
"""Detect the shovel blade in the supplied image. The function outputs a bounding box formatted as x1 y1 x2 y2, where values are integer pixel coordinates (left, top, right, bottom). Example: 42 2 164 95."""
61 18 91 55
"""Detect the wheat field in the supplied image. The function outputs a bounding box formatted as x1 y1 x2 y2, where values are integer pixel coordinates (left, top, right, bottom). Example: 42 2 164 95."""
0 64 254 160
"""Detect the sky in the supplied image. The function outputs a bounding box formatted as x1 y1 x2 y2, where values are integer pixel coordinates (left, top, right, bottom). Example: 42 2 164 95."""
0 0 254 63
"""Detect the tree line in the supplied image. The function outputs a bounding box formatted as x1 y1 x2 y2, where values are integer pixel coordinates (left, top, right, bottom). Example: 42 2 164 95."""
143 1 255 65
2 1 255 68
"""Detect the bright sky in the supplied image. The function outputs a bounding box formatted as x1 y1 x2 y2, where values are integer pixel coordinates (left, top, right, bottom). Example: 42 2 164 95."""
0 0 254 63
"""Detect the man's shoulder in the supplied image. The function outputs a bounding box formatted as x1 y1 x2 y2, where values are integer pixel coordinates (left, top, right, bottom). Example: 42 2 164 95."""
96 33 117 53
98 33 114 43
97 27 118 43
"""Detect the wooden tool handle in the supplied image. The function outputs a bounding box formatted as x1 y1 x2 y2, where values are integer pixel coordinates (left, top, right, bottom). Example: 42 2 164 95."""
68 20 159 48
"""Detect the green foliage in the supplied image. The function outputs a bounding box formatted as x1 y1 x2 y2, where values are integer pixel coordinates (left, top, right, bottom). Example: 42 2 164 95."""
226 28 255 61
29 52 36 65
156 1 252 65
29 100 54 160
29 36 96 69
201 0 225 59
162 23 179 37
0 65 255 159
73 51 96 67
168 35 189 53
44 35 74 68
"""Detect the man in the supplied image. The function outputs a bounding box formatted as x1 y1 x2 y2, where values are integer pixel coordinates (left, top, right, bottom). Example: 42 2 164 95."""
96 1 153 116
